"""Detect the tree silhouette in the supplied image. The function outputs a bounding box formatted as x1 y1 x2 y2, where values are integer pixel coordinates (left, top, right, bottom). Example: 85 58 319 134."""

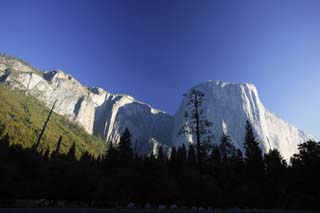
264 149 287 208
157 145 165 161
177 144 187 165
117 128 133 162
187 144 197 167
243 120 265 208
67 142 76 161
244 121 264 173
290 140 320 210
33 100 57 151
178 89 213 168
219 133 237 161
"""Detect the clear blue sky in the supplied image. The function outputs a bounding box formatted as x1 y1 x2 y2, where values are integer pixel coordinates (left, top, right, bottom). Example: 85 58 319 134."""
0 0 319 138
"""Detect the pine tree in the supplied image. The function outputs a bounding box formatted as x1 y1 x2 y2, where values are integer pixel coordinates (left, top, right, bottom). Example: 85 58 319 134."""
219 133 237 161
178 89 214 168
106 141 116 160
264 149 286 177
244 121 264 174
177 144 187 164
55 136 63 154
264 149 287 209
170 147 177 164
187 144 197 167
243 120 265 207
67 142 76 161
209 144 222 176
157 145 165 161
291 140 320 167
34 100 57 151
117 128 133 162
290 141 320 209
43 146 50 161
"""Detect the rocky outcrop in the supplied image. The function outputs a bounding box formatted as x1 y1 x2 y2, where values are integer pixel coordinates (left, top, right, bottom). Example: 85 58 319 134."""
173 81 316 160
0 55 173 153
0 55 316 158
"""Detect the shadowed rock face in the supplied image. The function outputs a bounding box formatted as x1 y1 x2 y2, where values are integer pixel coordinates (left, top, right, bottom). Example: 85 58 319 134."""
0 55 316 158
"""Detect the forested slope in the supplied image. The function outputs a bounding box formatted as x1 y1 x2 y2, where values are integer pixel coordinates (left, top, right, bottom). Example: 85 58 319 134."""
0 85 105 158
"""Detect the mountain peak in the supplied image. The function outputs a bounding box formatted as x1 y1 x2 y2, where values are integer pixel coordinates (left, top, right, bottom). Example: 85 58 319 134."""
0 55 316 158
174 80 316 160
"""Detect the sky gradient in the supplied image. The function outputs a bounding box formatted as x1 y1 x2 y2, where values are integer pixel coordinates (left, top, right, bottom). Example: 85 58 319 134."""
0 0 319 138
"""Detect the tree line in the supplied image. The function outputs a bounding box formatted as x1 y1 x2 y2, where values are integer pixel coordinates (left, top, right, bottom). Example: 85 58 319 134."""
0 88 319 210
0 123 319 210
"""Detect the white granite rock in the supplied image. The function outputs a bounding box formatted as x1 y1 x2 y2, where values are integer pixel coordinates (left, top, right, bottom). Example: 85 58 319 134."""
0 55 316 158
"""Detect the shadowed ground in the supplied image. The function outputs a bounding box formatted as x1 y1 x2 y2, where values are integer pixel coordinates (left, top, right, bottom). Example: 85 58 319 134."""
0 209 318 213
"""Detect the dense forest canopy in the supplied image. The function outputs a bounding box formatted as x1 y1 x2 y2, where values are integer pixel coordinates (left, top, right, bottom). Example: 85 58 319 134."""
0 85 105 158
0 123 319 210
0 86 319 210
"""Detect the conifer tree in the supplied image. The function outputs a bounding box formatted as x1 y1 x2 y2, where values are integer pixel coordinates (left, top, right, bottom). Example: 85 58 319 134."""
177 144 187 164
106 141 116 160
210 144 222 176
117 128 133 161
170 147 177 163
264 148 287 208
243 120 265 207
34 100 57 151
157 145 165 161
187 144 197 167
290 140 320 209
219 133 237 161
244 121 265 175
67 142 76 161
264 149 286 177
178 89 214 168
55 135 63 154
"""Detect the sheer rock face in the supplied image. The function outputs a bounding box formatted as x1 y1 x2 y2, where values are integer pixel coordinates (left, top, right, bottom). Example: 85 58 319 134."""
0 55 316 158
0 56 173 153
173 81 316 160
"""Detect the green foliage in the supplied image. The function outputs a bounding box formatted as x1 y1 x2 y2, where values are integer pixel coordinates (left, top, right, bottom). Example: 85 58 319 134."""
0 89 319 210
0 85 105 158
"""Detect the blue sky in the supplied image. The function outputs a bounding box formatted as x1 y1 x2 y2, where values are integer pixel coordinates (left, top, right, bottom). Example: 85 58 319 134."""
0 0 319 138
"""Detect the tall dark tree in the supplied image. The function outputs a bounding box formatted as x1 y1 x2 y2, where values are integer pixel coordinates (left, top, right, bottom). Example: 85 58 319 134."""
157 145 165 161
178 89 213 168
117 128 133 161
177 144 187 165
291 140 320 167
264 149 287 208
105 141 117 161
54 136 63 154
265 149 286 177
244 120 265 175
170 147 177 164
290 140 320 210
187 144 197 167
219 133 237 161
243 120 265 207
209 144 222 177
33 100 57 151
67 142 76 161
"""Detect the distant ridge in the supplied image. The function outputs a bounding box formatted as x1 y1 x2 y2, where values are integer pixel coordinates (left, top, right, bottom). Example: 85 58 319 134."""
0 54 316 158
